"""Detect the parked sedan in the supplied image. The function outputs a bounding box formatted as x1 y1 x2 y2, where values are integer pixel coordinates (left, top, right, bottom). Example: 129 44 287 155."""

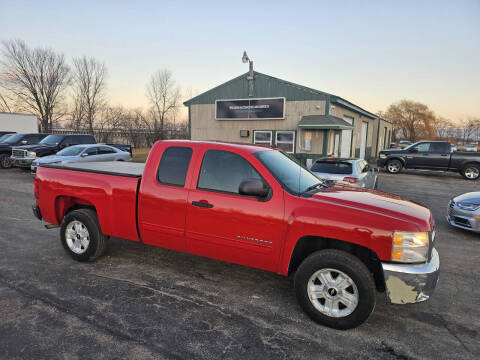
463 144 478 152
31 144 131 172
447 192 480 233
310 158 378 189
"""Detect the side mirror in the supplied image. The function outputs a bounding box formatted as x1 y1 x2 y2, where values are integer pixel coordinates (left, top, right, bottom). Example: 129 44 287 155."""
363 165 370 172
409 147 418 153
239 179 269 198
21 140 27 145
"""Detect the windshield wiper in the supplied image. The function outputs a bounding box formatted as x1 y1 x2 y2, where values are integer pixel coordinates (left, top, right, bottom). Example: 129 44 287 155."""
299 181 331 196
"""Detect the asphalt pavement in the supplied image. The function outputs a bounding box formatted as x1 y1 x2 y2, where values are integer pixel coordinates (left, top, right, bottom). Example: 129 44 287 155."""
0 167 479 359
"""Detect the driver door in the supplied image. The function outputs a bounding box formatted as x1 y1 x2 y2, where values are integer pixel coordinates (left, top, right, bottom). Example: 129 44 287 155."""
185 148 284 272
405 142 432 168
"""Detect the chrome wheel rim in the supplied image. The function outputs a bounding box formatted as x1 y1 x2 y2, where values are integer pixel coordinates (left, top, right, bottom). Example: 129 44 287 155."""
1 155 12 168
387 161 400 173
65 220 90 254
307 268 359 318
464 167 479 179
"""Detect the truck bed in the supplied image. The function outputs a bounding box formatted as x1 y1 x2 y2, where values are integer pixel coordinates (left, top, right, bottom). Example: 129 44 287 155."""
41 161 145 178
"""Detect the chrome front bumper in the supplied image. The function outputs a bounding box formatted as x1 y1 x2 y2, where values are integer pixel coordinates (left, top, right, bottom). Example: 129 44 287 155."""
382 248 440 304
11 156 35 167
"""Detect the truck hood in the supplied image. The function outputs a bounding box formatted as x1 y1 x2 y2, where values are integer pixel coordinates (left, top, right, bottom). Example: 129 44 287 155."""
0 144 13 151
14 144 58 156
379 148 406 155
312 184 433 231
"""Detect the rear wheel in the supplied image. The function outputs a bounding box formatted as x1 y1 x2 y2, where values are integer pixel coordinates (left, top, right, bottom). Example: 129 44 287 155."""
60 208 107 261
461 164 479 180
294 249 376 330
386 159 402 174
0 154 13 169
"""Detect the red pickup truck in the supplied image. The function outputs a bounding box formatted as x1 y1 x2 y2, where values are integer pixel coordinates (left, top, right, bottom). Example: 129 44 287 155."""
33 140 440 329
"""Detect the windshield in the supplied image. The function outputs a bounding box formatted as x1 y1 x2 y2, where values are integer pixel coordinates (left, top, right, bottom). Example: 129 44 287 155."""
40 135 64 145
3 134 24 144
255 150 321 195
57 146 85 156
0 134 14 143
311 161 353 174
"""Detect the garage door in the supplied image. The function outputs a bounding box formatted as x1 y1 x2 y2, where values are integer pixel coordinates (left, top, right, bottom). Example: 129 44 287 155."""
340 116 353 157
360 121 368 159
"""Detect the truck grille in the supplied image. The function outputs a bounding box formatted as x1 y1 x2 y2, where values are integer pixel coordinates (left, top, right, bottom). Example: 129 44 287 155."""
12 149 27 158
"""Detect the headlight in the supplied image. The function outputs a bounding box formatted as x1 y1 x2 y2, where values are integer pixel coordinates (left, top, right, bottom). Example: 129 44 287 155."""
27 151 36 158
379 154 387 159
457 202 480 211
391 231 429 263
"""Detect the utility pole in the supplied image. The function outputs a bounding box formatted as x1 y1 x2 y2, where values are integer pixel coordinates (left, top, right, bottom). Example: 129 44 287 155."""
242 51 254 97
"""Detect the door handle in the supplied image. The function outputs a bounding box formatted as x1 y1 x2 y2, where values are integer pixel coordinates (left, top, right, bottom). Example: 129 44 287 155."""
440 154 448 157
192 201 213 208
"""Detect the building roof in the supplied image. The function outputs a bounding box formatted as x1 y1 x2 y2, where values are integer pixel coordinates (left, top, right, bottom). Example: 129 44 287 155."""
298 115 355 130
183 71 377 119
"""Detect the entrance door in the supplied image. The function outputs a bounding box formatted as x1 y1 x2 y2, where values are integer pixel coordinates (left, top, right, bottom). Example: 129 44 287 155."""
360 121 368 159
340 117 353 157
334 133 340 157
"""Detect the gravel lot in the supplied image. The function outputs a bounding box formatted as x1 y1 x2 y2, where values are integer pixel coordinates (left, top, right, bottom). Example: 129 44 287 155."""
0 168 479 359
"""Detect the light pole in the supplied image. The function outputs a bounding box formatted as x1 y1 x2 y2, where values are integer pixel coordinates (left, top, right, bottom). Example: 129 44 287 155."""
242 51 254 97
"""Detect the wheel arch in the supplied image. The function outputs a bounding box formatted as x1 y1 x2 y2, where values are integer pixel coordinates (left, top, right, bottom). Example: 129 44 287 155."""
386 156 405 166
288 235 386 292
55 195 97 224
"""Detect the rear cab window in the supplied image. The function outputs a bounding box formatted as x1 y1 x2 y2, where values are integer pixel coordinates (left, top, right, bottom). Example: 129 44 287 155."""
311 161 353 175
157 147 193 187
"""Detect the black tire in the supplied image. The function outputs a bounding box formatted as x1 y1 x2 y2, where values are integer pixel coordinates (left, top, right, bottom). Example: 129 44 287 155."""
60 208 108 262
0 154 13 169
385 159 402 174
461 163 480 180
294 249 376 330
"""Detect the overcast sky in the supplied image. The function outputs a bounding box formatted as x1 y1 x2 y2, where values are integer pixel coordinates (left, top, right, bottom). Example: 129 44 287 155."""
1 0 479 121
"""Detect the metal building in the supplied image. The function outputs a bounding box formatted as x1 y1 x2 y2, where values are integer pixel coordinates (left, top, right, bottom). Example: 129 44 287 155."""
184 71 392 165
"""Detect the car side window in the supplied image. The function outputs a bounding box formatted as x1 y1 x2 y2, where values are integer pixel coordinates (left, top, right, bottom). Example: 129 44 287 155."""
98 146 115 154
157 147 193 187
413 143 431 152
84 147 98 156
197 150 262 195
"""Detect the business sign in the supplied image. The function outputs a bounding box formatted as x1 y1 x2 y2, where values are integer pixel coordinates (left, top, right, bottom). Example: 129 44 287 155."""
215 97 285 120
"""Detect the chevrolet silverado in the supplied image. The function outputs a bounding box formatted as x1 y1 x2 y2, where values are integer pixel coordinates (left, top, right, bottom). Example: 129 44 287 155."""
33 140 440 329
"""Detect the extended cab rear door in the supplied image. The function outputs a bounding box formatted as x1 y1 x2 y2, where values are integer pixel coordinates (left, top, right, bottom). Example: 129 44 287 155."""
185 147 284 272
138 143 197 252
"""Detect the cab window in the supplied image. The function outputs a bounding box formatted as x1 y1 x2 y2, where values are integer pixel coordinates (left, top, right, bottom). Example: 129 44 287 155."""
197 150 262 194
413 143 431 152
157 147 193 187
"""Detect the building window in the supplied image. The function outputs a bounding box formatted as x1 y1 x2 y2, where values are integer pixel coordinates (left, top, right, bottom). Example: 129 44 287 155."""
253 131 272 145
276 131 295 153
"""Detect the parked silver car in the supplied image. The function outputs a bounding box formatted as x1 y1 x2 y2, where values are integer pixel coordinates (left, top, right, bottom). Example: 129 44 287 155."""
31 144 131 172
310 158 378 189
463 144 478 152
447 192 480 233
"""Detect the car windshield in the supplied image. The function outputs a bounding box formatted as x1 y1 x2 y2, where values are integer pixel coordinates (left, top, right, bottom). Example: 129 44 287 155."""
311 161 353 174
3 134 24 144
254 150 322 195
0 134 14 142
40 135 64 145
57 146 86 156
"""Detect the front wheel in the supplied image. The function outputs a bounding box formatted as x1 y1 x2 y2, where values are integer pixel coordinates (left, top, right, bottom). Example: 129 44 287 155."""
461 164 480 180
294 249 376 330
60 208 108 261
386 159 402 174
0 154 13 169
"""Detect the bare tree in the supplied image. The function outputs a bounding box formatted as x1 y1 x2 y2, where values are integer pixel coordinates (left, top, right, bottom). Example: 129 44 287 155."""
71 56 107 134
459 117 480 143
384 100 437 142
0 39 70 132
0 91 12 112
434 117 454 139
146 69 181 140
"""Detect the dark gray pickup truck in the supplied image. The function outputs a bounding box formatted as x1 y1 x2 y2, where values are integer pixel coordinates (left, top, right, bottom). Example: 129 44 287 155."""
377 141 480 180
